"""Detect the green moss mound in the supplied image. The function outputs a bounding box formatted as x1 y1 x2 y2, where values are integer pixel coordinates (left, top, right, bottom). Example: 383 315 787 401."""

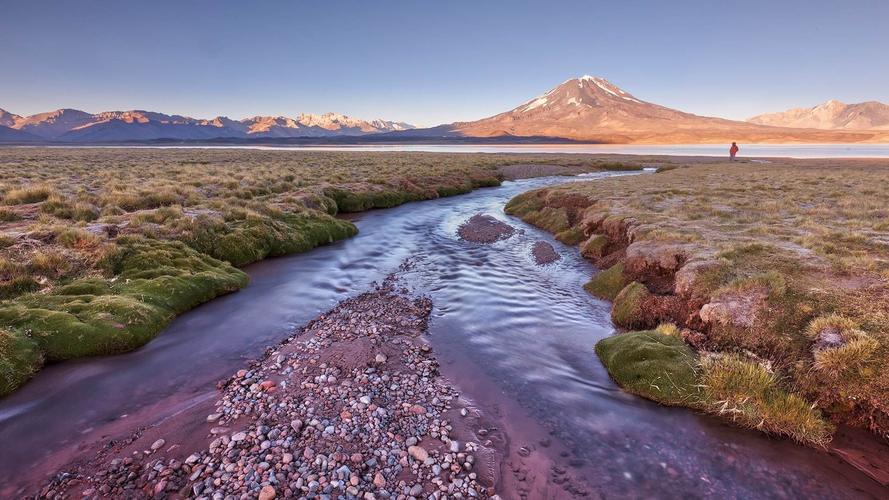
0 238 248 364
584 263 630 301
324 188 416 212
595 330 701 406
0 328 43 397
183 210 358 267
611 281 652 329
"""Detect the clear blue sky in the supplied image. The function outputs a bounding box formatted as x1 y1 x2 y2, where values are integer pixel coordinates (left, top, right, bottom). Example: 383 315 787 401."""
1 0 887 126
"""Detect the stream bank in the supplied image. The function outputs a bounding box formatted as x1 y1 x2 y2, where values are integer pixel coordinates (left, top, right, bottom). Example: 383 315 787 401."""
2 172 886 498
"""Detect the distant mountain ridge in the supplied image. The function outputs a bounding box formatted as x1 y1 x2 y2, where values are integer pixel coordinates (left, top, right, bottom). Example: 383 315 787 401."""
3 78 889 144
747 100 889 130
398 76 889 144
0 107 414 142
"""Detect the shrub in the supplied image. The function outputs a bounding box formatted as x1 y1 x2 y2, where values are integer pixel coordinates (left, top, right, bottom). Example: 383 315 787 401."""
699 353 833 446
595 330 701 405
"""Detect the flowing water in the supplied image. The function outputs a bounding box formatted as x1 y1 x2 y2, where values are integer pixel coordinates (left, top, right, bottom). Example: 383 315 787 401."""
0 172 884 498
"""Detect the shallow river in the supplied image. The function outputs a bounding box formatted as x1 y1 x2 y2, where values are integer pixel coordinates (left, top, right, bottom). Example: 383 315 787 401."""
0 173 884 498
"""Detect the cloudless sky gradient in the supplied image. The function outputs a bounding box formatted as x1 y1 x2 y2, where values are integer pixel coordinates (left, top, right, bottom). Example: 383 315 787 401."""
1 0 887 126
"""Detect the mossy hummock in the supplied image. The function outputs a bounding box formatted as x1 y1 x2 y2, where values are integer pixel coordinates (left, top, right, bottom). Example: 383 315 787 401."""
595 330 700 406
0 238 248 395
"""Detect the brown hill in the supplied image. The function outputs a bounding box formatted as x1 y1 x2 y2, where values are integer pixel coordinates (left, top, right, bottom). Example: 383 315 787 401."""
748 100 889 130
444 76 887 143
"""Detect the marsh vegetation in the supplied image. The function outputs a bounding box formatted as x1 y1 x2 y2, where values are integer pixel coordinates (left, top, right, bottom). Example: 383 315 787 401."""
0 147 636 395
507 157 889 446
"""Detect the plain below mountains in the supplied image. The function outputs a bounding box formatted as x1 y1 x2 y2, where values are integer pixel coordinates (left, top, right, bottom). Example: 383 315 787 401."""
0 108 414 143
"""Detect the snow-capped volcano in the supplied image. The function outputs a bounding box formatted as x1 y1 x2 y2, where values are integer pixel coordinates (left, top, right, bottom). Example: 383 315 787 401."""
421 75 888 143
444 75 777 142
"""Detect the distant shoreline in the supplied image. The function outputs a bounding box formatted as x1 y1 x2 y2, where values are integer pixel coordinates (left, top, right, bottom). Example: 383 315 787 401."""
5 142 889 159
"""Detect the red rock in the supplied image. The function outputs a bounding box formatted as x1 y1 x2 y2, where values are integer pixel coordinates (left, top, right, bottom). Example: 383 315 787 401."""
373 472 386 488
409 404 426 415
153 480 167 495
258 485 276 500
260 380 276 390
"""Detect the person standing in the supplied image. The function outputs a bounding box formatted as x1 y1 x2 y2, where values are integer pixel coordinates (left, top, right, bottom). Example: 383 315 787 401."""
729 142 739 161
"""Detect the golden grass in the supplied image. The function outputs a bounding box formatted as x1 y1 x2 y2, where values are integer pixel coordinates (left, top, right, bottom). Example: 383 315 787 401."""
699 353 834 446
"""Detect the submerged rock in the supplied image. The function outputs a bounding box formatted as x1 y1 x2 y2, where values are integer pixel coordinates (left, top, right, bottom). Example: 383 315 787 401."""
532 241 560 265
457 214 515 243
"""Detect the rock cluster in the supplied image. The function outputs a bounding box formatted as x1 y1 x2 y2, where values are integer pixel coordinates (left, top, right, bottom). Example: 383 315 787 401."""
40 279 496 499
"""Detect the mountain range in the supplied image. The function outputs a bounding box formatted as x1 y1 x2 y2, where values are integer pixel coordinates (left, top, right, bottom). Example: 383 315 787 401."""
400 76 888 143
2 76 888 144
747 100 889 130
0 108 414 142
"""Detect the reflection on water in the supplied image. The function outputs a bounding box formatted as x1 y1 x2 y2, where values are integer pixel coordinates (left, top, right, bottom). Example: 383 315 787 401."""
0 173 884 497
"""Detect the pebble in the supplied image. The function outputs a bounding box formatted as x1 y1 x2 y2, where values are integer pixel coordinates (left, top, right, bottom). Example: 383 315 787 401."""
149 439 165 451
408 445 429 462
40 282 490 500
258 485 276 500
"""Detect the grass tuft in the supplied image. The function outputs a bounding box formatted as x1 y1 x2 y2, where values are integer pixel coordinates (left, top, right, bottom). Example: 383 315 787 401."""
699 353 833 446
